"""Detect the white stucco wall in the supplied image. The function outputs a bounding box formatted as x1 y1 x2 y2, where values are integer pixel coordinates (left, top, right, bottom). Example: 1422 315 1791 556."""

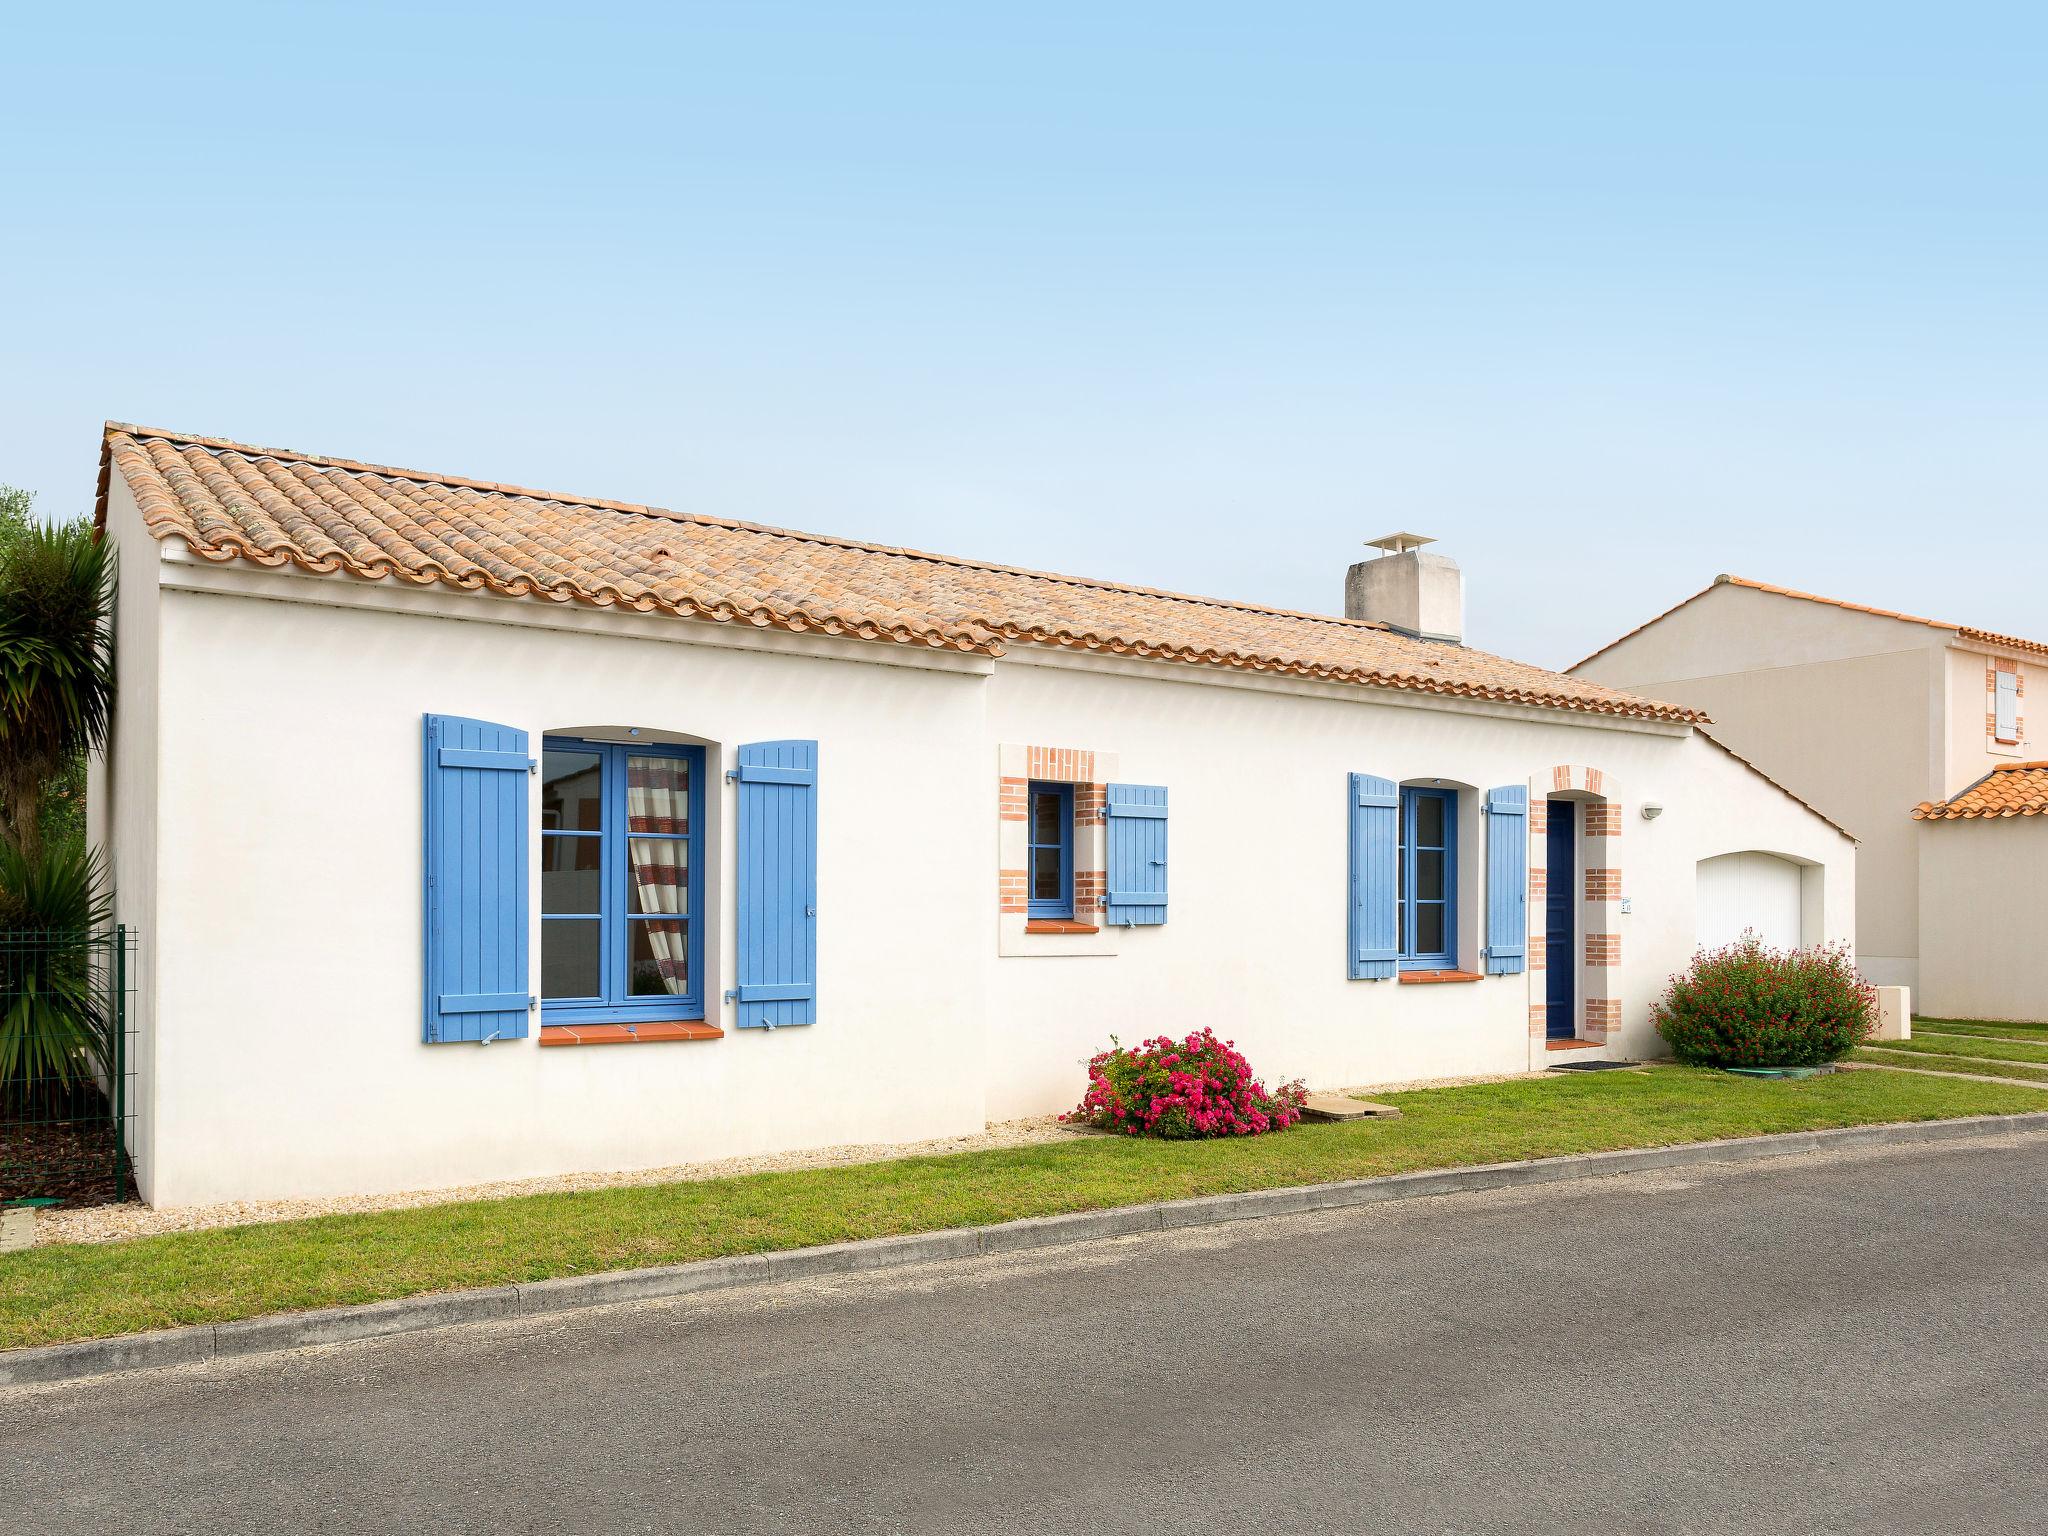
1918 818 2048 1024
86 478 164 1196
978 655 1854 1122
109 553 1856 1205
135 566 992 1205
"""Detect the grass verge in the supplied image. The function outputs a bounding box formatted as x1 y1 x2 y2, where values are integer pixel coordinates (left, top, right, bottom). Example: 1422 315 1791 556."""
1853 1047 2048 1086
1871 1033 2048 1068
1914 1017 2048 1044
2 1066 2040 1352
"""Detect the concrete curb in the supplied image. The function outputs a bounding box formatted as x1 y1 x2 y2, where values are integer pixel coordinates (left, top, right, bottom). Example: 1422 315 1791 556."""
7 1110 2046 1389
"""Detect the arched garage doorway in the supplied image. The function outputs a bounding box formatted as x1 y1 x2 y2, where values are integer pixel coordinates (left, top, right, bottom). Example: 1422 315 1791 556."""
1696 852 1806 951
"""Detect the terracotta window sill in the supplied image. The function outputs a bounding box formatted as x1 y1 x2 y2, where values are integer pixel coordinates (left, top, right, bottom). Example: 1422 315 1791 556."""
1545 1037 1602 1052
1398 969 1484 985
539 1020 723 1047
1025 918 1102 935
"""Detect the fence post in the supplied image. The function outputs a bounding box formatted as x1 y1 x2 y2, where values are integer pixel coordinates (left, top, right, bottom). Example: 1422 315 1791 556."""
112 925 127 1194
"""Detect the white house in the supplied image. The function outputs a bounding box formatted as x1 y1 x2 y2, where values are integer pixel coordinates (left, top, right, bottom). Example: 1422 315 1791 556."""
1572 574 2041 1018
88 426 1855 1206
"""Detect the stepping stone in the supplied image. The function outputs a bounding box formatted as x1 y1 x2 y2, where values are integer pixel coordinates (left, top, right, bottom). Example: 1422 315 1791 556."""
1300 1094 1401 1123
0 1208 33 1253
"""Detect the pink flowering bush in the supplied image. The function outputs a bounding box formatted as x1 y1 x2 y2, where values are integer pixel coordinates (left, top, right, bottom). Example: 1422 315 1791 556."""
1653 934 1875 1068
1064 1028 1307 1138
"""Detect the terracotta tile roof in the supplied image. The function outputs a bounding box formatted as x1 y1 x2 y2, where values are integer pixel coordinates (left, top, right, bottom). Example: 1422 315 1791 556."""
96 423 1703 724
1573 573 2048 671
1912 762 2048 821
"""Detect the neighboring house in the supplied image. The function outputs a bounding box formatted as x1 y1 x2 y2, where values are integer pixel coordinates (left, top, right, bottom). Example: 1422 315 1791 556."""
1911 765 2048 1024
88 427 1853 1206
1572 574 2040 1012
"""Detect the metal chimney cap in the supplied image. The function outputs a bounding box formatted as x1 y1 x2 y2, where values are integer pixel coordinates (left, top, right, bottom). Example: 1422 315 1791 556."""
1364 532 1436 557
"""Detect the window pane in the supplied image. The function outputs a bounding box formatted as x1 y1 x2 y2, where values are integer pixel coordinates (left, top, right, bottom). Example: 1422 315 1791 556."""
629 919 690 996
627 838 689 916
1415 849 1446 903
1032 845 1064 901
1415 902 1445 956
541 833 602 914
1414 794 1445 847
542 918 602 998
541 749 603 832
627 754 690 835
1030 788 1065 847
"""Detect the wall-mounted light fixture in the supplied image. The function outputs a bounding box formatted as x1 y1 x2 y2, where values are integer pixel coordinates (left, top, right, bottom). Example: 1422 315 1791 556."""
1641 802 1664 821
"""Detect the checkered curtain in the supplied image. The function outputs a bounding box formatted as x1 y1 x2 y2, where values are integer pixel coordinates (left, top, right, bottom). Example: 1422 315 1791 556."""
627 756 689 992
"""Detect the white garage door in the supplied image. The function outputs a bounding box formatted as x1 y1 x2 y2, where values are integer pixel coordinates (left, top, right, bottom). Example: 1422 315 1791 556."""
1696 852 1804 951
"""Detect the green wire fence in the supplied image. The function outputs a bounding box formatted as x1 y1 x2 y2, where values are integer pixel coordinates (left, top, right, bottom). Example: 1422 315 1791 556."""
0 926 135 1208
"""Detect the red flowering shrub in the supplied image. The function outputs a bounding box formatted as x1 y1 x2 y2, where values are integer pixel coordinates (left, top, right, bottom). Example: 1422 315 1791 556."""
1064 1028 1307 1138
1653 935 1875 1068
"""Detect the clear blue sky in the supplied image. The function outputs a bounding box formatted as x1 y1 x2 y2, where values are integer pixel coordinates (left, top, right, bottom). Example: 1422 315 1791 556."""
4 3 2042 667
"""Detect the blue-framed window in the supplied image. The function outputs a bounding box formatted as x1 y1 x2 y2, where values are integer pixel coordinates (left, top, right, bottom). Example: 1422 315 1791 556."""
1026 781 1074 919
1397 786 1457 970
540 737 706 1022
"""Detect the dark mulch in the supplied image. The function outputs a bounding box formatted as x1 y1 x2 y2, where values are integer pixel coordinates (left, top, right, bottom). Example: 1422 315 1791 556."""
0 1093 128 1208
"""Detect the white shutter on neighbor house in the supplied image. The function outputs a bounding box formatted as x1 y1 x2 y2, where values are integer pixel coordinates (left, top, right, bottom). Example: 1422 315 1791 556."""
1996 670 2020 743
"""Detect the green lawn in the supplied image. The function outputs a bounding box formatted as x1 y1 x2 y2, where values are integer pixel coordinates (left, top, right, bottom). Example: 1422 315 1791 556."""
2 1066 2040 1352
1914 1017 2048 1044
1876 1033 2048 1067
1853 1046 2048 1086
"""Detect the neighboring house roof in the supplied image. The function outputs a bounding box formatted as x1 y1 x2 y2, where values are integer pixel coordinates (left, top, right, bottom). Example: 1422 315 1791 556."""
1571 573 2048 672
95 423 1703 725
1912 763 2048 821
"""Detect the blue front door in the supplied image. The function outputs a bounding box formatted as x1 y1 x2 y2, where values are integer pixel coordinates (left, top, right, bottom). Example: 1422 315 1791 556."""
1545 800 1574 1039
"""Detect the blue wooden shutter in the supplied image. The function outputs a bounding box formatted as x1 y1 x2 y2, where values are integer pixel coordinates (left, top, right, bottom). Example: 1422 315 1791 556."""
1483 785 1529 975
1996 670 2019 741
731 740 818 1029
1104 783 1168 926
1348 774 1398 979
422 713 532 1043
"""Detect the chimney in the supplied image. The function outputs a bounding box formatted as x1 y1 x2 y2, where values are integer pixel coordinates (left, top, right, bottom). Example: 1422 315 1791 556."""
1344 532 1463 644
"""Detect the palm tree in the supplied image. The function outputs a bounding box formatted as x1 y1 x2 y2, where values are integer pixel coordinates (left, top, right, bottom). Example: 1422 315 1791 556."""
0 505 116 1097
0 520 114 863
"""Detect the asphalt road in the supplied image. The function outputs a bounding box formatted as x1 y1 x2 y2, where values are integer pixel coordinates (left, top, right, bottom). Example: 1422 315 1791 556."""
6 1133 2046 1535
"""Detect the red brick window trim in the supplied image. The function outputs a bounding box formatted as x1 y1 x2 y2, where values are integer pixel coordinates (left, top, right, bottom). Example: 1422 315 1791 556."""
1002 745 1109 919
